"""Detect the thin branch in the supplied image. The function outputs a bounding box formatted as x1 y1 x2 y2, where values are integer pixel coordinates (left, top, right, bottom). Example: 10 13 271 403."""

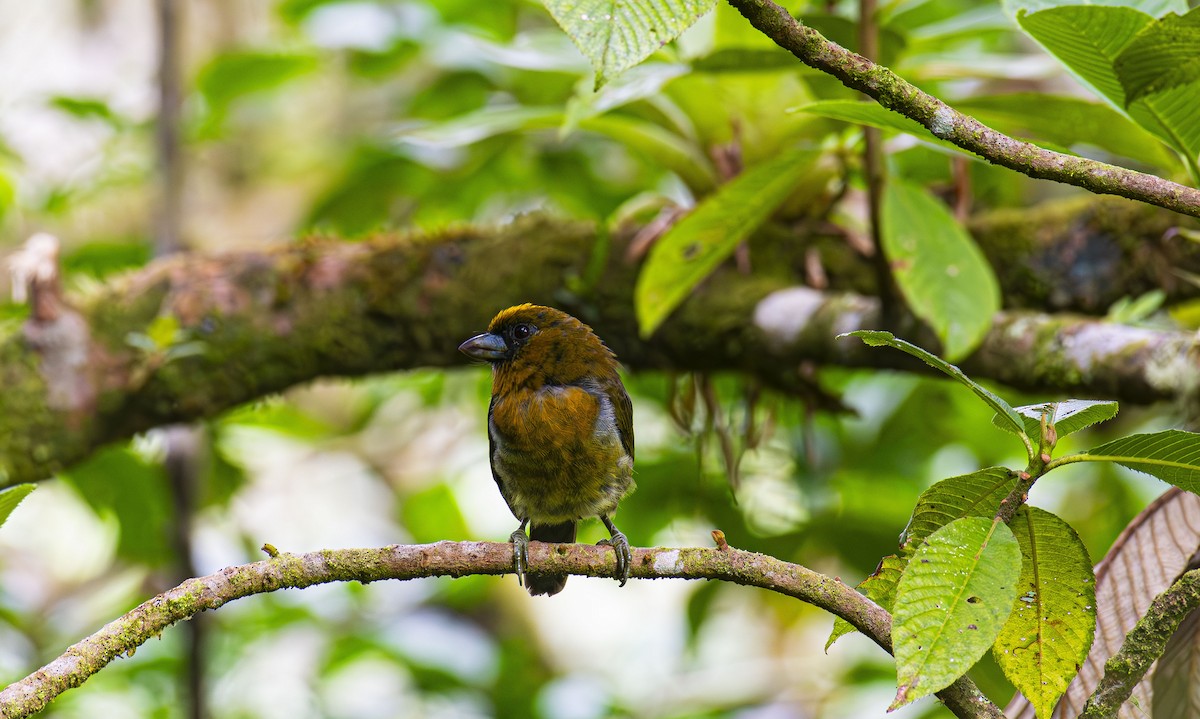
724 0 1200 219
856 0 896 326
0 541 1003 719
1080 567 1200 719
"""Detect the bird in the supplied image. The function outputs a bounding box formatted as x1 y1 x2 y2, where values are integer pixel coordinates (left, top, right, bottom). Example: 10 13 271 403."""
459 304 635 596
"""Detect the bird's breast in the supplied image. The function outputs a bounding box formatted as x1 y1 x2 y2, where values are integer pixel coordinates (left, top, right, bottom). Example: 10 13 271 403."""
489 383 633 523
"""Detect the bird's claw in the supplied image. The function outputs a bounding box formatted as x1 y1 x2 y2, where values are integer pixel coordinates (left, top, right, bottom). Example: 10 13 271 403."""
510 529 529 588
598 531 631 587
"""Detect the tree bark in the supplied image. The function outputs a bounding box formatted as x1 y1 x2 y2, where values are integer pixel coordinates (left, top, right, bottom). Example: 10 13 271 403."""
0 540 1003 719
1 203 1197 487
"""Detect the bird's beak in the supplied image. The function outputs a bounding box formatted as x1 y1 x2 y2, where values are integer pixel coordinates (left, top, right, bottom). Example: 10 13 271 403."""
459 332 508 361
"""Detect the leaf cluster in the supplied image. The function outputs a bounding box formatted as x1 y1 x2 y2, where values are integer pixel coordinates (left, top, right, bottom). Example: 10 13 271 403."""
830 331 1200 717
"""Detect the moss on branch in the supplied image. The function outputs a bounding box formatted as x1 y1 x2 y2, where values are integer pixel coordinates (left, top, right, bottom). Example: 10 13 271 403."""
1 205 1197 486
0 541 1002 719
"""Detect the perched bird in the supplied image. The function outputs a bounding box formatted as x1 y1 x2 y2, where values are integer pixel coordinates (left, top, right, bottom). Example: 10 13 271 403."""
459 304 635 596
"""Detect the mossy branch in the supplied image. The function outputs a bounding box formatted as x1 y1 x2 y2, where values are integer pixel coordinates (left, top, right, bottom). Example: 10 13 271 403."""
1079 567 1200 719
725 0 1200 218
3 213 1199 487
0 540 1004 719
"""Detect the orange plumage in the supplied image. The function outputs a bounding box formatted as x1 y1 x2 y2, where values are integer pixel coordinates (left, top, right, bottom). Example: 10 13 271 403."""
459 304 634 596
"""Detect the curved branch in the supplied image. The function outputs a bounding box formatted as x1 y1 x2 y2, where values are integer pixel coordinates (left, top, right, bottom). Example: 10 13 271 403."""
1080 567 1200 719
724 0 1200 218
3 215 1198 486
0 541 1003 719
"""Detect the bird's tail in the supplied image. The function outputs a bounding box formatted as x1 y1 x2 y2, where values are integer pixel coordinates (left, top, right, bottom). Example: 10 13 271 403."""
526 520 576 596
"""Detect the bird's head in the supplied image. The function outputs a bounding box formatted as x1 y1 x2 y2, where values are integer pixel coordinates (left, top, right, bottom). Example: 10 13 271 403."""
458 304 618 391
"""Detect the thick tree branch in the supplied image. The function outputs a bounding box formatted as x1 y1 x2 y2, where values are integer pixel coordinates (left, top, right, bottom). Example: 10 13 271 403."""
724 0 1200 218
2 215 1198 486
0 541 1002 719
1080 567 1200 719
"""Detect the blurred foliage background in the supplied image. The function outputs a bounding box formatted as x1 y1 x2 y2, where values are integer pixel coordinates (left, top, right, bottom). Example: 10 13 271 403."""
0 0 1189 717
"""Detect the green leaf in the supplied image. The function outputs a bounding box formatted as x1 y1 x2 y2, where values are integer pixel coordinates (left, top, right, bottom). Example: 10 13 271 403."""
0 484 35 529
401 484 470 543
0 171 12 225
48 96 127 129
397 106 562 148
635 146 818 336
994 507 1096 719
1082 430 1200 492
792 100 960 152
60 446 172 566
396 107 716 193
828 554 905 649
838 332 1028 444
1114 8 1200 107
1017 6 1153 106
880 180 1000 361
901 467 1020 554
197 49 320 124
1107 289 1166 323
540 0 717 88
891 517 1022 709
994 400 1120 441
1017 6 1200 174
1003 0 1187 20
577 114 718 193
691 48 801 73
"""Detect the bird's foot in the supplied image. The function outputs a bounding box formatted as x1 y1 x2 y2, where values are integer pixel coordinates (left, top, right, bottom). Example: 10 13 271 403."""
510 528 530 588
597 530 631 587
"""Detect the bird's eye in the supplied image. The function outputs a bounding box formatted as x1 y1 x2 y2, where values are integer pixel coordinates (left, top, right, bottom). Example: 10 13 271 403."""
512 324 534 341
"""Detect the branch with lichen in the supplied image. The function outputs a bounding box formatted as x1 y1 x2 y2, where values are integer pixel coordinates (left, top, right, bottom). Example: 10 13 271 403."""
1079 567 1200 719
0 540 1004 719
2 213 1198 487
724 0 1200 218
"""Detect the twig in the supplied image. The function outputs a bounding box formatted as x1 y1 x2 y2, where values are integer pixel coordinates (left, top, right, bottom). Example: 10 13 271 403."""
724 0 1200 219
0 541 1003 719
1079 568 1200 719
856 0 896 326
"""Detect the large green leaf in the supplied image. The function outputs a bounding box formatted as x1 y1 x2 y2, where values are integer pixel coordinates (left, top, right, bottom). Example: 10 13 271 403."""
0 484 35 529
1003 0 1187 19
901 467 1020 554
994 507 1096 719
1082 430 1200 492
1017 6 1153 105
541 0 717 88
1017 6 1200 173
994 400 1120 442
880 180 1000 362
635 147 818 336
827 554 905 649
1114 8 1200 106
891 517 1022 709
840 331 1028 445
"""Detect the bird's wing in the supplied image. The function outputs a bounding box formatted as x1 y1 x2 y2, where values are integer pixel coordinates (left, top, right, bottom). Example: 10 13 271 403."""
613 380 634 461
486 393 517 512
